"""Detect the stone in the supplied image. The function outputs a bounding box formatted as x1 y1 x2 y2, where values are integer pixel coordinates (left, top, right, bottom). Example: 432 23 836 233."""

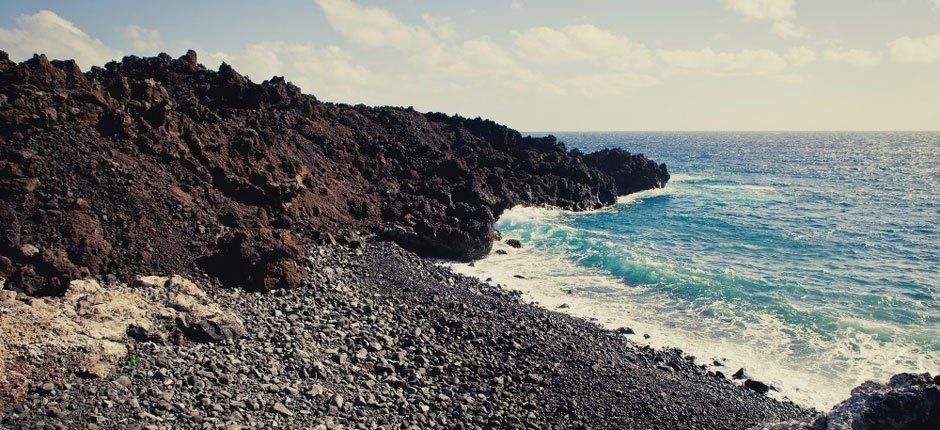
504 239 523 248
744 379 770 394
271 402 293 417
20 243 40 257
306 385 324 397
113 376 132 389
330 394 344 409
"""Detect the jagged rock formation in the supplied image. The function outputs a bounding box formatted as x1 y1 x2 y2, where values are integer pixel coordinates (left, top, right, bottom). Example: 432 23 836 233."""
757 373 939 430
0 50 669 294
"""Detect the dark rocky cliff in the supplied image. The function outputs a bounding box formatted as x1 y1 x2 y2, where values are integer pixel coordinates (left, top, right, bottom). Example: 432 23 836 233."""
0 50 669 294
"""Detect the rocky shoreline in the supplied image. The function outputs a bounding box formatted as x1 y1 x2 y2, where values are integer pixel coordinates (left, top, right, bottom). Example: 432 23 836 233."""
1 49 937 429
2 243 815 429
0 50 668 295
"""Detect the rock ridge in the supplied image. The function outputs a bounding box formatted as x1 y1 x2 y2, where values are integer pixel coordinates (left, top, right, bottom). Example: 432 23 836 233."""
0 50 669 294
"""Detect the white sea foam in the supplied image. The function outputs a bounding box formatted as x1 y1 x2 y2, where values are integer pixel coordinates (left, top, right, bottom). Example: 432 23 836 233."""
615 186 673 205
668 173 709 183
445 205 940 410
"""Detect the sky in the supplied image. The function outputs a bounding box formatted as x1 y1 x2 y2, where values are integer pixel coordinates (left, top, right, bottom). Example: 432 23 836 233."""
1 0 939 131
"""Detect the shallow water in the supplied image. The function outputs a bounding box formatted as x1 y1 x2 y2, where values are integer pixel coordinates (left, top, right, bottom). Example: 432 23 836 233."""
449 132 939 409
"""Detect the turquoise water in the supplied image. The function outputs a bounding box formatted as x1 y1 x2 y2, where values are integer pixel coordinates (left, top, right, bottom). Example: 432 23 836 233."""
450 132 939 408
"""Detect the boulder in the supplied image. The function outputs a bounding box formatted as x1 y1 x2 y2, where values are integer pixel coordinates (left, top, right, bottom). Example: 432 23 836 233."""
758 373 939 430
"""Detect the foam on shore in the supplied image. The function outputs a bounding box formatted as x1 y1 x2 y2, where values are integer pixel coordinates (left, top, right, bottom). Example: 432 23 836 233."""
446 203 940 410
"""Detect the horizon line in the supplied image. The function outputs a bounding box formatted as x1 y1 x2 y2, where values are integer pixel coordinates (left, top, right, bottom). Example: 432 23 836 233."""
523 130 940 133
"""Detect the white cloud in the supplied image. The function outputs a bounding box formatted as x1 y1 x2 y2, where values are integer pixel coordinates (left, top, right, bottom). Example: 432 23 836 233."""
0 10 119 68
771 20 807 39
786 46 816 66
824 48 882 65
890 33 940 63
421 13 457 40
314 0 434 50
208 42 379 101
420 38 536 88
725 0 807 40
658 48 789 76
564 72 658 96
724 0 796 21
313 0 657 97
513 24 652 69
122 25 162 53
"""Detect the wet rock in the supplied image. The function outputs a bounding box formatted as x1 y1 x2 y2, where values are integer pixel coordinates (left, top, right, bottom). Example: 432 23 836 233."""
733 368 747 380
760 373 939 430
744 379 770 394
504 239 523 249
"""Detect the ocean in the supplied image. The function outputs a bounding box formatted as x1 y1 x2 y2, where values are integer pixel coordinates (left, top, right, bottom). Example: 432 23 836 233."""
448 132 939 409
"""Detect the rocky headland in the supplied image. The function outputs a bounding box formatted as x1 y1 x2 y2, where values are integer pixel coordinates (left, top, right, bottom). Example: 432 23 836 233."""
0 49 668 296
0 51 936 429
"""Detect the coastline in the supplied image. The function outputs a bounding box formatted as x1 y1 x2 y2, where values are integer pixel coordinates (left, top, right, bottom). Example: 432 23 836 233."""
1 50 937 428
1 243 812 428
446 200 939 411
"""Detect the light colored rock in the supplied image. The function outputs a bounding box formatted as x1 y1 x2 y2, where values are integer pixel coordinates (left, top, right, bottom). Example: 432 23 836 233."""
0 274 242 407
133 275 169 289
0 289 15 302
19 244 39 257
272 402 293 416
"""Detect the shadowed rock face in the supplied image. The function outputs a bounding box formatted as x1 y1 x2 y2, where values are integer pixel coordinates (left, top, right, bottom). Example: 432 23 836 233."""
758 373 939 430
0 50 669 294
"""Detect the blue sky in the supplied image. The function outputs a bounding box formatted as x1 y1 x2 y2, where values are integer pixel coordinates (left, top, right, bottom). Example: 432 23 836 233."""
2 0 939 130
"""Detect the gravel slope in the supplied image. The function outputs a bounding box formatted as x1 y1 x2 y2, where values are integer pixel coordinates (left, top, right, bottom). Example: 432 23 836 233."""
1 243 811 429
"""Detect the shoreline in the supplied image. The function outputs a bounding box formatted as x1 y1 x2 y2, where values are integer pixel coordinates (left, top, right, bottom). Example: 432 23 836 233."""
446 202 939 411
1 243 812 428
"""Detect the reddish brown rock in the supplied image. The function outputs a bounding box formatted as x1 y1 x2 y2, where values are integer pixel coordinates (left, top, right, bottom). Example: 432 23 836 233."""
0 50 669 294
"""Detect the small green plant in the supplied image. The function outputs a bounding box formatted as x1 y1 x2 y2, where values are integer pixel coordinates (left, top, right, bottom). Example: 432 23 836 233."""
128 355 138 366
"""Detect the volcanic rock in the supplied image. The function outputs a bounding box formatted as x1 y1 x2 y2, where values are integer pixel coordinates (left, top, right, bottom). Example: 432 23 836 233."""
0 50 669 294
758 373 939 430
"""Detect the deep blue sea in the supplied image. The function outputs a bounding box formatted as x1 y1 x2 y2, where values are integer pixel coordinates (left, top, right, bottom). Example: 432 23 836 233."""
450 132 939 409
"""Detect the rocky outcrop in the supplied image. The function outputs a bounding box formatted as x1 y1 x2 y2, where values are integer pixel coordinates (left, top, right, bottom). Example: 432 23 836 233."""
757 373 939 430
0 275 242 409
0 50 669 294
